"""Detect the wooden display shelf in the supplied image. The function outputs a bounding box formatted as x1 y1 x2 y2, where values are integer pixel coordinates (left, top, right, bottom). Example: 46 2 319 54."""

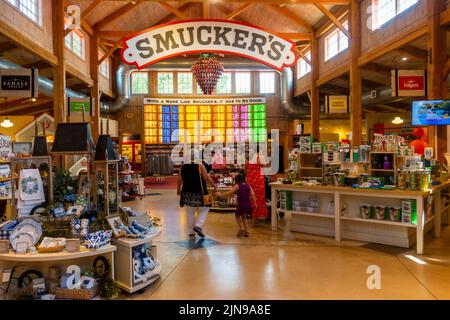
113 227 161 248
0 245 117 262
341 216 416 228
281 210 334 219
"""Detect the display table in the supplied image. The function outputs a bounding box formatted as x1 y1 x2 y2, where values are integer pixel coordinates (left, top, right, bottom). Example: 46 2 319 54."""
111 227 161 293
0 245 117 288
207 186 237 213
271 182 450 254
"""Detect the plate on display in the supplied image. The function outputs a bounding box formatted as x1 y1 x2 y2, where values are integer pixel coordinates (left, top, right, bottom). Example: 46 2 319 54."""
10 232 34 252
10 219 42 247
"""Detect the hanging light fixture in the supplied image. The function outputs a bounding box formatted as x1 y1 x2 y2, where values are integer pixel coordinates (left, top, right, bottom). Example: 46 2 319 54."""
191 53 224 95
392 116 404 125
1 98 13 128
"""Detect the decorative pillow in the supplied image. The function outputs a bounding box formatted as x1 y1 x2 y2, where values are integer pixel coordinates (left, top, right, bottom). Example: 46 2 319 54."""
70 218 90 238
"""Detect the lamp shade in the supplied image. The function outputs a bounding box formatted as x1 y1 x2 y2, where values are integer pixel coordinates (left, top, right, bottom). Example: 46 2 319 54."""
32 136 48 156
51 123 95 154
0 118 13 128
94 135 116 161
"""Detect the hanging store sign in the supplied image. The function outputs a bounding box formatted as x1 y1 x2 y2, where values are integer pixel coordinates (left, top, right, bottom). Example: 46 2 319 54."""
67 97 94 116
144 97 266 105
325 95 349 114
121 19 298 71
0 68 38 98
391 69 426 97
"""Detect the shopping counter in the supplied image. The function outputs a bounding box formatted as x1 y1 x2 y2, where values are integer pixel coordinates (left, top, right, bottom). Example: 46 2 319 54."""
270 181 450 254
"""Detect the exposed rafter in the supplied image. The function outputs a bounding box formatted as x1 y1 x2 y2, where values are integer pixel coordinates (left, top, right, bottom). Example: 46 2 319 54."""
296 48 311 65
224 3 254 20
313 1 350 38
82 0 103 20
63 0 93 36
98 38 123 65
203 0 209 18
158 2 188 20
93 1 142 30
268 4 313 32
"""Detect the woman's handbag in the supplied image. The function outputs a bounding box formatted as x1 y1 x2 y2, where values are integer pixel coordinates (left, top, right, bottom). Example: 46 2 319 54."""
198 165 212 206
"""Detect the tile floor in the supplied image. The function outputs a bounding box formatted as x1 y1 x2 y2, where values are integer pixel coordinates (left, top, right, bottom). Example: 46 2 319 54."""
121 189 450 300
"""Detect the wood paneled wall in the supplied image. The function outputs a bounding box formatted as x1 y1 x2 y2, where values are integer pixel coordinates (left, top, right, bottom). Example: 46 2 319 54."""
0 0 53 52
360 0 428 54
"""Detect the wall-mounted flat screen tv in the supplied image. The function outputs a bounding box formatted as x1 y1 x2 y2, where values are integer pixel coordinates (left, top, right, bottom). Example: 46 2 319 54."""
412 100 450 126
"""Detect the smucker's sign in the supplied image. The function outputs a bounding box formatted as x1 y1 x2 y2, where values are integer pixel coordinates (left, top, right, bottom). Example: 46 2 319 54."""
121 19 298 71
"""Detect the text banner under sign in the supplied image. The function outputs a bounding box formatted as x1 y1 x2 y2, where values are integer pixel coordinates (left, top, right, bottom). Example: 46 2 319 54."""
143 97 266 105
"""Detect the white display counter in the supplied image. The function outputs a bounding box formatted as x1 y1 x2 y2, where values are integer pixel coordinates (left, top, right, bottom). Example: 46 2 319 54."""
271 182 450 254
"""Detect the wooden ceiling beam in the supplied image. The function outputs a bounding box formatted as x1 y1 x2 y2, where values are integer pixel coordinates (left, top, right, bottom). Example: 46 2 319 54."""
99 0 350 3
81 0 103 20
63 1 94 36
0 20 58 66
0 41 17 53
313 1 350 38
395 45 428 61
158 2 188 20
268 4 313 32
316 6 349 37
203 0 209 19
224 3 254 20
98 38 123 65
295 47 311 65
93 1 143 31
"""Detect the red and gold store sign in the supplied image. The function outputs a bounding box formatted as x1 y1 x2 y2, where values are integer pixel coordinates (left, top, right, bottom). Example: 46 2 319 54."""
391 69 427 97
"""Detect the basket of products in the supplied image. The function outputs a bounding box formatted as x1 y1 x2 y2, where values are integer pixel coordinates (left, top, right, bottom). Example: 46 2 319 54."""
55 286 98 300
37 237 66 253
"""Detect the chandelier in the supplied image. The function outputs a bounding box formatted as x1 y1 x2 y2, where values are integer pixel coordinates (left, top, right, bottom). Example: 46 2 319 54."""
191 53 224 95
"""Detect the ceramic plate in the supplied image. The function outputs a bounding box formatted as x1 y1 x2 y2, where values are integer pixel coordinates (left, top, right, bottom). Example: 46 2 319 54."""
10 219 42 247
10 232 34 252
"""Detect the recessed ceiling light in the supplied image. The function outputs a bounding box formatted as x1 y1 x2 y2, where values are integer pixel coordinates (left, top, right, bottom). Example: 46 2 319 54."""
402 57 408 61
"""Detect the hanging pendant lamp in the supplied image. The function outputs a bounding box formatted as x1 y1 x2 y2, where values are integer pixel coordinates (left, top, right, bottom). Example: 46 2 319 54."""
1 98 13 128
191 53 224 95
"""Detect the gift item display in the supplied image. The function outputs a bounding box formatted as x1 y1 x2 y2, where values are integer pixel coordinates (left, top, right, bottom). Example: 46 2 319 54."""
0 120 163 300
272 129 450 255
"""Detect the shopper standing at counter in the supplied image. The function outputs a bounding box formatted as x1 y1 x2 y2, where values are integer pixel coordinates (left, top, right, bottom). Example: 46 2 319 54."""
177 152 217 238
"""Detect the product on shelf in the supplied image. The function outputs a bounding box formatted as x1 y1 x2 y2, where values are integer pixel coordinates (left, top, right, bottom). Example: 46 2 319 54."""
401 199 417 224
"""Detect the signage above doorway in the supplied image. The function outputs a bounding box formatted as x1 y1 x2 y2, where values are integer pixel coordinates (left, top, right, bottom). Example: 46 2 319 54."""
121 19 298 71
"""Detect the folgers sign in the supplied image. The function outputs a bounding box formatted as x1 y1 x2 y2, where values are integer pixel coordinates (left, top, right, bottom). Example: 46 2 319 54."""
391 70 426 97
121 19 298 71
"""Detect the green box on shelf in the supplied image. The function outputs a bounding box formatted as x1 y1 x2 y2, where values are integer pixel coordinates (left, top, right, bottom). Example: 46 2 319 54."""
280 191 293 210
401 199 417 225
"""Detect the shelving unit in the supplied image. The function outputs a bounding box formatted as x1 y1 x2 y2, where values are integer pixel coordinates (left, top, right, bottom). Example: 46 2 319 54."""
270 182 450 254
112 228 161 293
369 152 398 185
298 153 322 182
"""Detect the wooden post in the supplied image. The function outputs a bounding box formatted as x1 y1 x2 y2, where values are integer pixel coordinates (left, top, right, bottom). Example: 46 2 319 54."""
90 34 101 141
310 31 320 140
52 0 66 124
349 0 362 146
428 0 447 163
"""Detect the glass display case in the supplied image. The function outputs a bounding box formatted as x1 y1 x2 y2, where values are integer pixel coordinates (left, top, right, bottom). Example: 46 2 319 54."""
92 160 119 216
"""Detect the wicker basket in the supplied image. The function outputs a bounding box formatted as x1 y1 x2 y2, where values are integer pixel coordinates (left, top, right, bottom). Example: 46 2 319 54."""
55 286 98 300
37 245 65 253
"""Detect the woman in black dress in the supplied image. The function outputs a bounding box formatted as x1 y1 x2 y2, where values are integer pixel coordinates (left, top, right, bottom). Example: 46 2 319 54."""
177 155 217 238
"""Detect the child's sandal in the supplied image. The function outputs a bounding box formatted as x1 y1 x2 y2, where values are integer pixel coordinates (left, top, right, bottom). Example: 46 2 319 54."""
243 231 249 237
